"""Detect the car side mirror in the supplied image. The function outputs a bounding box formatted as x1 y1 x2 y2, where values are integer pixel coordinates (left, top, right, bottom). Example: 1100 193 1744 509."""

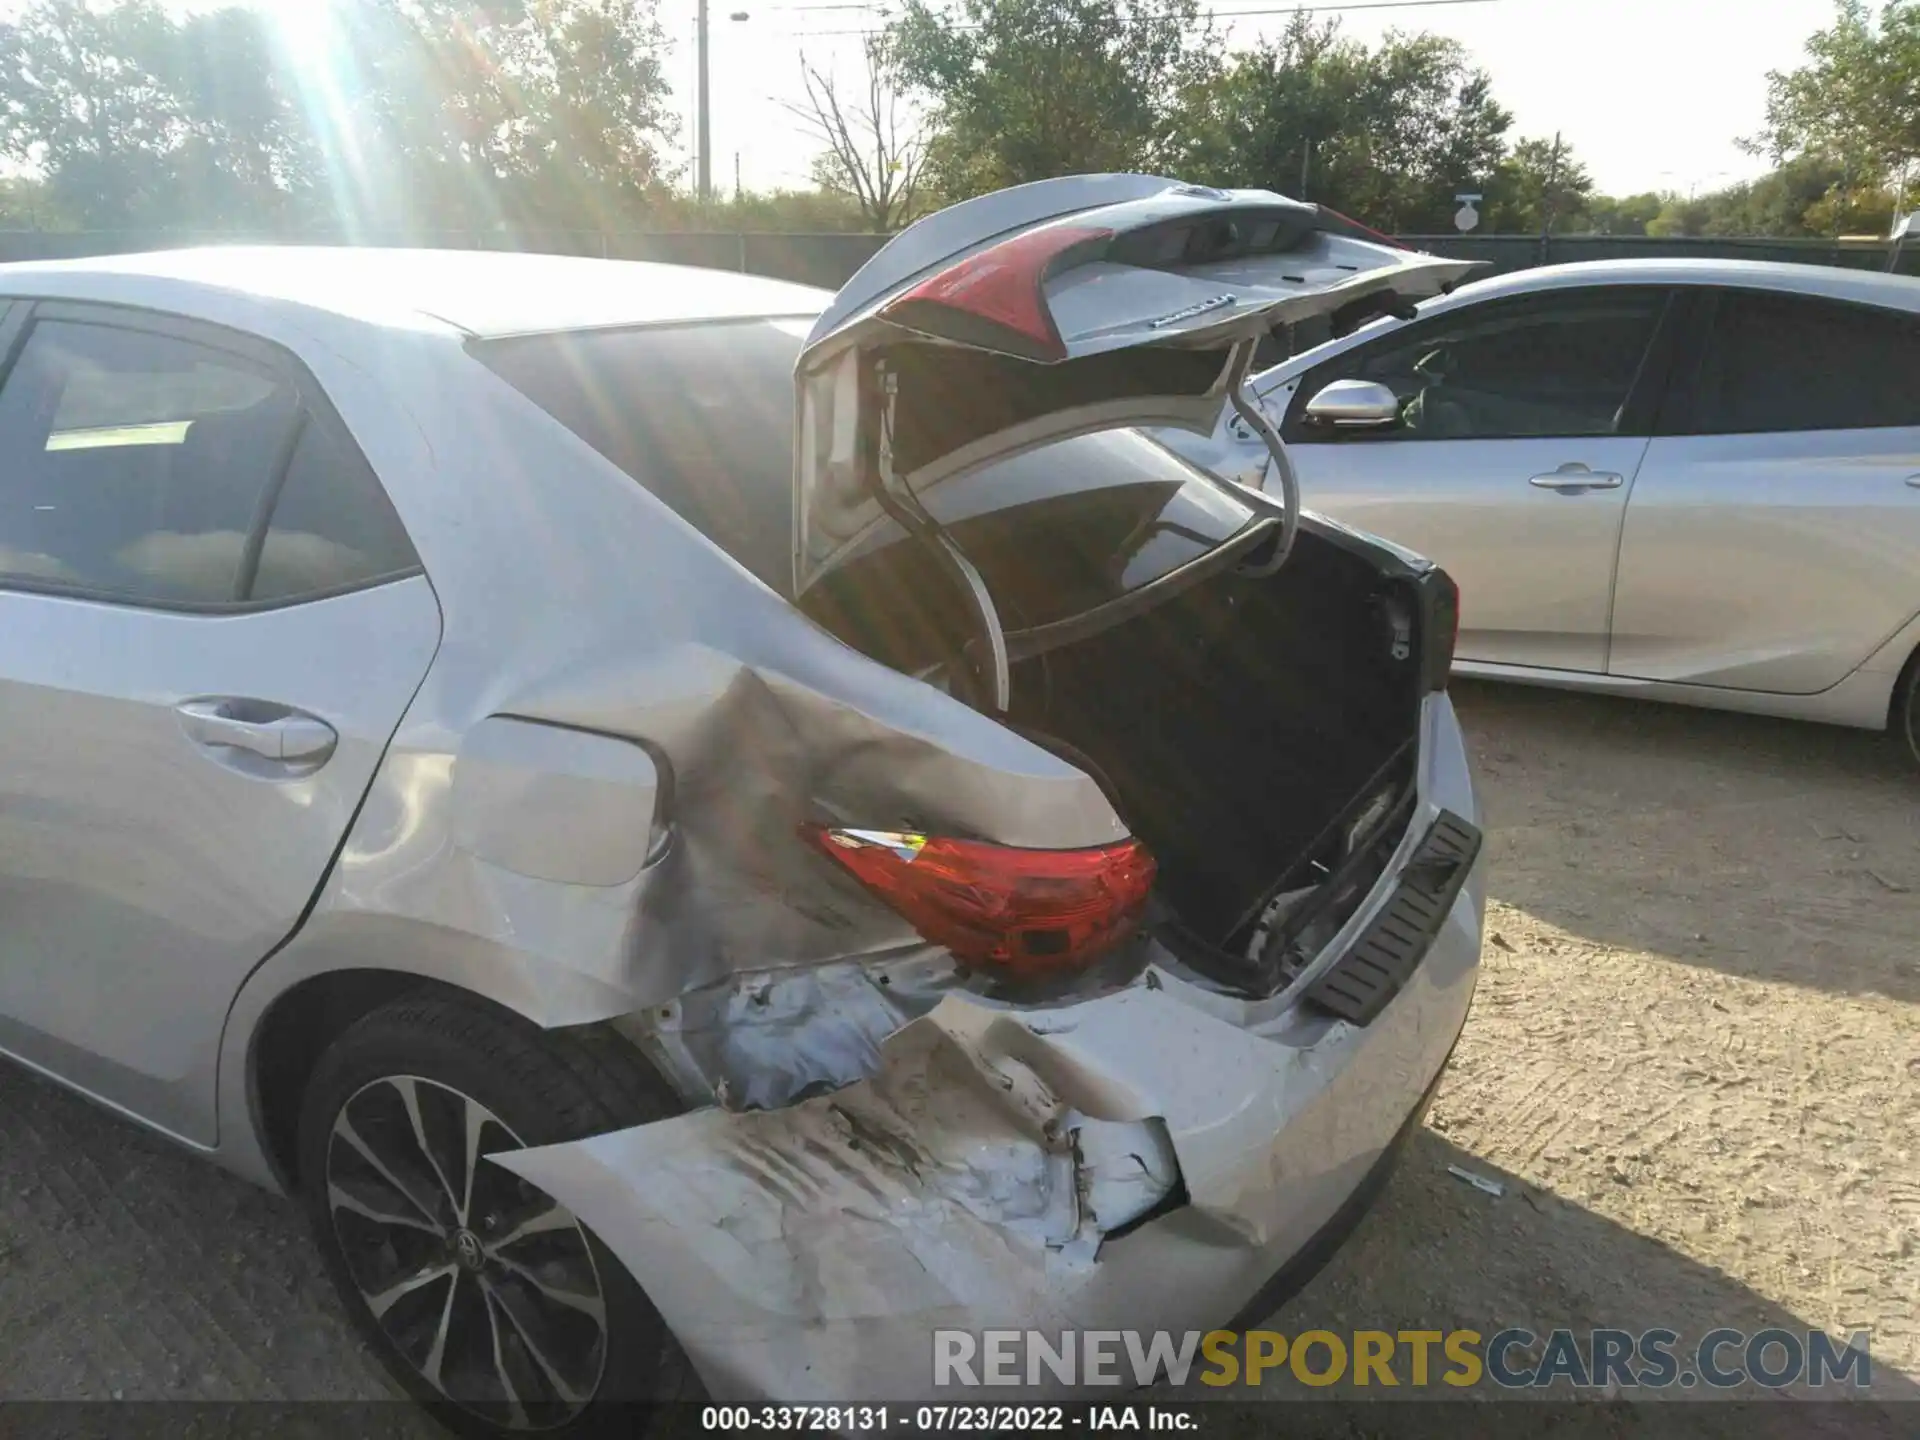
1303 379 1401 429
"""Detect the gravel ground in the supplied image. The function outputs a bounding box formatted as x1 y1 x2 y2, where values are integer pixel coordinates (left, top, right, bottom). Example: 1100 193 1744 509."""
0 681 1914 1430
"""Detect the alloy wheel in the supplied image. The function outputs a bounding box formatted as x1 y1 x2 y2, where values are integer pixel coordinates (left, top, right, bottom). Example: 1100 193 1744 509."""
324 1075 609 1430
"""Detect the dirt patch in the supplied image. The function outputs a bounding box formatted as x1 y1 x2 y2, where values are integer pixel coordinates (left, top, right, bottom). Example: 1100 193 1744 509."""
0 681 1913 1423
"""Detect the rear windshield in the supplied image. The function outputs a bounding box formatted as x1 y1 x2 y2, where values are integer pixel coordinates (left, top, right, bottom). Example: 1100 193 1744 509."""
475 320 1257 634
474 318 808 592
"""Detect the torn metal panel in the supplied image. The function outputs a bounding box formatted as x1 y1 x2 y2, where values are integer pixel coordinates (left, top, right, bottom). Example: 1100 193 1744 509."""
626 954 957 1111
499 901 1480 1402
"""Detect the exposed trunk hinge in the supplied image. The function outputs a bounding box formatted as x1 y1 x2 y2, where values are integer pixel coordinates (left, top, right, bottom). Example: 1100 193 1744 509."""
1220 335 1302 580
871 362 1012 713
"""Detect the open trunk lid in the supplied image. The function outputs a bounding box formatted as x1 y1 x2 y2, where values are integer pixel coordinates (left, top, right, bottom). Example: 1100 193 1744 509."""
793 173 1477 598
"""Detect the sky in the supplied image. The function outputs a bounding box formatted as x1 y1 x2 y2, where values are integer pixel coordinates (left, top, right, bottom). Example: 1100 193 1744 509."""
152 0 1848 200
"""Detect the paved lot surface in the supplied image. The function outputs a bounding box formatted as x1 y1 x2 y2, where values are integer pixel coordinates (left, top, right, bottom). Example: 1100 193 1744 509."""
0 681 1914 1430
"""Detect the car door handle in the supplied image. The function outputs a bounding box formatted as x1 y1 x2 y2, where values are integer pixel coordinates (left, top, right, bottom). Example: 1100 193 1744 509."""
176 700 337 762
1529 463 1624 491
1905 473 1920 488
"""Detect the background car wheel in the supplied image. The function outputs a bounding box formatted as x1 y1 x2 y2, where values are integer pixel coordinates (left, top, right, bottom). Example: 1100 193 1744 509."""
296 992 693 1436
1899 652 1920 770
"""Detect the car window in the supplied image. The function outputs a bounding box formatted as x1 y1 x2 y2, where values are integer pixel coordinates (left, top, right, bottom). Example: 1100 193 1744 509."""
250 420 420 602
1688 290 1920 435
1293 289 1668 441
473 318 802 595
0 319 299 603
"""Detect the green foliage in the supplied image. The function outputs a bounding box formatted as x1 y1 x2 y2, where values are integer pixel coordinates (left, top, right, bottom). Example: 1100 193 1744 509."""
1581 192 1665 237
1644 155 1896 238
648 188 875 233
0 0 677 233
1479 135 1593 234
889 0 1220 197
0 0 1906 244
1751 0 1920 185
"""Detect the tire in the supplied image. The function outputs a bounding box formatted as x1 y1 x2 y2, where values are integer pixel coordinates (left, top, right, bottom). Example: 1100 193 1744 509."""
1898 654 1920 770
295 992 695 1437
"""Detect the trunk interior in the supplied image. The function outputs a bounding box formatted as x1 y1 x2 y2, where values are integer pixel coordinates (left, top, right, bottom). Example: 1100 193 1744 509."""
808 515 1437 993
1003 524 1427 960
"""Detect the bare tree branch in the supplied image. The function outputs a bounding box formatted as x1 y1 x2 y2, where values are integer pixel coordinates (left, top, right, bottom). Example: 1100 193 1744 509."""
782 34 928 231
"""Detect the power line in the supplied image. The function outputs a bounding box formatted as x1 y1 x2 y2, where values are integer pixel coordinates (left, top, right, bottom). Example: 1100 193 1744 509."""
778 0 1499 38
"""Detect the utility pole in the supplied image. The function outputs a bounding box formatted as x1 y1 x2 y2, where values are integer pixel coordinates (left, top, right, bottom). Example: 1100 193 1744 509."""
1537 130 1564 265
734 151 742 202
696 0 712 204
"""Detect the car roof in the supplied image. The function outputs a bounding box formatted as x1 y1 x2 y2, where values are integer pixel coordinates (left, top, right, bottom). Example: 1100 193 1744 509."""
1432 256 1920 314
0 247 834 338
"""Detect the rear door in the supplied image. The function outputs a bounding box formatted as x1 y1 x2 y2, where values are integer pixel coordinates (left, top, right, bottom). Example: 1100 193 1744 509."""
1611 286 1920 692
0 301 439 1143
1275 285 1681 673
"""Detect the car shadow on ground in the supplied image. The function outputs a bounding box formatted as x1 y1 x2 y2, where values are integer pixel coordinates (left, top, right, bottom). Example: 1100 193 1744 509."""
1451 679 1920 1004
1192 1130 1920 1438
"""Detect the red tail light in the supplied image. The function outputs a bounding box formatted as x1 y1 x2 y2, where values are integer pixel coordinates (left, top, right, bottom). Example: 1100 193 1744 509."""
881 225 1113 362
801 825 1156 978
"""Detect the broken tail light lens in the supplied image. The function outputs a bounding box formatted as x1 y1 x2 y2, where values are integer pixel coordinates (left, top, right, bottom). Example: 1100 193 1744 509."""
801 825 1156 978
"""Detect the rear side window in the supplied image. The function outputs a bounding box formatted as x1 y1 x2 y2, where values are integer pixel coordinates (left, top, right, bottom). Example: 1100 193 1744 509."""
474 319 804 593
1687 290 1920 435
251 421 420 601
0 316 418 606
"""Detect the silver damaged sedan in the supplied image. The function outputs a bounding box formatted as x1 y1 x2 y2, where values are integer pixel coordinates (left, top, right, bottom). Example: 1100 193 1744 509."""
0 175 1486 1428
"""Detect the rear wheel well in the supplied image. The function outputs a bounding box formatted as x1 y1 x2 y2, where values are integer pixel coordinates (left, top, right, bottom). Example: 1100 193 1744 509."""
250 971 539 1190
252 970 425 1189
1892 642 1920 726
1892 642 1920 764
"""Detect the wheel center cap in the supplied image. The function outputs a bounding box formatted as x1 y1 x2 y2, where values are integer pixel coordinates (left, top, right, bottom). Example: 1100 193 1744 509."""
452 1228 486 1272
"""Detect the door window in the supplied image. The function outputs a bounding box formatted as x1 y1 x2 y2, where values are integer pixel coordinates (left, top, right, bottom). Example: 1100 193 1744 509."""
0 317 416 605
1685 290 1920 435
0 320 297 602
1290 289 1670 442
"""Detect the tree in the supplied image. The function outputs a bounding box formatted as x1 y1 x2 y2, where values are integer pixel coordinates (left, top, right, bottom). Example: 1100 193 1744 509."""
1169 16 1510 231
0 0 197 227
1581 191 1664 236
888 0 1219 199
0 0 677 237
1643 156 1896 237
299 0 676 234
1749 0 1920 195
787 35 930 232
1482 135 1593 234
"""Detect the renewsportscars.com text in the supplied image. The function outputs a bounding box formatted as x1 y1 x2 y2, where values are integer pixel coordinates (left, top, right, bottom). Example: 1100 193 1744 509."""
933 1327 1875 1391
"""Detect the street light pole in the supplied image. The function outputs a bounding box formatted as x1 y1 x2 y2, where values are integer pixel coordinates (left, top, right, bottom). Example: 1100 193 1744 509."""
696 0 712 204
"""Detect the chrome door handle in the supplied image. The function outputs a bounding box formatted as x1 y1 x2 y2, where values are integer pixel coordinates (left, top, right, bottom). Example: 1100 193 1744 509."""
1529 463 1624 491
176 700 337 762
